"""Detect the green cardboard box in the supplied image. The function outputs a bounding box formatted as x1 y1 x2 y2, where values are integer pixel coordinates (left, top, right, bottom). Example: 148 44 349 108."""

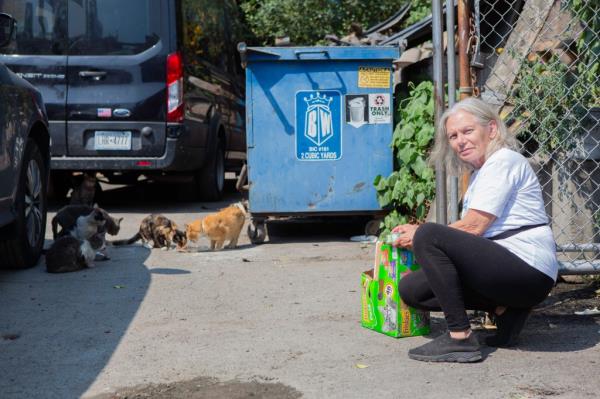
361 241 430 337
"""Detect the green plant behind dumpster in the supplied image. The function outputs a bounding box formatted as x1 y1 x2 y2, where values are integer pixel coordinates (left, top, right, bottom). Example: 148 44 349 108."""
401 0 432 29
374 81 435 237
239 0 424 45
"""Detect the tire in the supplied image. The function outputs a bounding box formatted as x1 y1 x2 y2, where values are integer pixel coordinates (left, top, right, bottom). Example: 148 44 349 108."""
0 140 48 269
247 221 267 244
365 219 383 236
195 141 225 201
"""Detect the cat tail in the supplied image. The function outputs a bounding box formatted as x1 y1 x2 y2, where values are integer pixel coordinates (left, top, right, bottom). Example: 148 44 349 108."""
111 232 142 246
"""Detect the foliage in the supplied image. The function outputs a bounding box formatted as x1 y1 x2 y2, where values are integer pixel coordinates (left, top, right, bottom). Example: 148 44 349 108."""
182 0 247 66
401 0 432 29
239 0 428 45
565 0 600 108
509 1 598 157
374 81 435 236
509 56 586 157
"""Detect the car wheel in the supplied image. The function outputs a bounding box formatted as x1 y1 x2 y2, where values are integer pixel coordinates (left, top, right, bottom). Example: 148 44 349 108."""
195 141 225 201
0 139 48 269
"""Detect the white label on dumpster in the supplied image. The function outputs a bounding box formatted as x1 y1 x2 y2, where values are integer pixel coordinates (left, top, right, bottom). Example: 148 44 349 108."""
295 90 342 161
345 94 368 128
368 93 391 124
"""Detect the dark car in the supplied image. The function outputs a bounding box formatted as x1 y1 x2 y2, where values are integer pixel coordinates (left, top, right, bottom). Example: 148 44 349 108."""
0 13 50 269
0 0 245 200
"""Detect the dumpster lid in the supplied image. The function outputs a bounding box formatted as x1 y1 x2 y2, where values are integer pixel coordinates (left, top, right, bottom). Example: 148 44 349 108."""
244 46 399 62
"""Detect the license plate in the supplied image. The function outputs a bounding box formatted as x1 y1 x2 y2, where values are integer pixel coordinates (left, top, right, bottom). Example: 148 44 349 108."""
94 131 132 150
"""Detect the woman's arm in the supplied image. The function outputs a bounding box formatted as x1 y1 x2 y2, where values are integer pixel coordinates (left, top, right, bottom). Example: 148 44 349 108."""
391 209 496 248
449 209 496 236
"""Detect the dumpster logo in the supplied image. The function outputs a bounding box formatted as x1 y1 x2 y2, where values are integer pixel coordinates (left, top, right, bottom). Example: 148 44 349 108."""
304 92 333 146
296 90 342 161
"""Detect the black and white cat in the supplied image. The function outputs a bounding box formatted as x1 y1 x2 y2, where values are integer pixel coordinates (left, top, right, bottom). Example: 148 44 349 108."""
45 232 106 273
52 205 122 239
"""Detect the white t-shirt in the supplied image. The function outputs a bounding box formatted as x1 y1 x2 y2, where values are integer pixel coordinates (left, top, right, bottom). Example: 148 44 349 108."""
462 148 558 280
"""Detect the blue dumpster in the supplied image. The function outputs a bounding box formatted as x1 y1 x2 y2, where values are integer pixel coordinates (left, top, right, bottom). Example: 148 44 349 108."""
240 45 399 243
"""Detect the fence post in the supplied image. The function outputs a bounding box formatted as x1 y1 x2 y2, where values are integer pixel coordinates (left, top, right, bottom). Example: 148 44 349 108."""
446 0 459 223
433 0 447 225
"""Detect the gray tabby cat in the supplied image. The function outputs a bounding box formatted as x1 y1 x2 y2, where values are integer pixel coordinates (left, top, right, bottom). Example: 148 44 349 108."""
45 233 106 273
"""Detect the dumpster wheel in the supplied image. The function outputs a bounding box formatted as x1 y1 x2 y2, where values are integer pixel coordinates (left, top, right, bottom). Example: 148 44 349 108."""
248 220 267 244
365 218 383 236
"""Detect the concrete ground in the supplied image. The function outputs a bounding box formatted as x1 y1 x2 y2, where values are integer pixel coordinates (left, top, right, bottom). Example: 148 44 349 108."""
1 179 599 399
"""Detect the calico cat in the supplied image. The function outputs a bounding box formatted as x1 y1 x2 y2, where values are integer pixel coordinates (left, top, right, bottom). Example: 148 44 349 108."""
112 214 187 250
185 203 246 250
52 205 122 239
70 173 97 206
45 232 106 273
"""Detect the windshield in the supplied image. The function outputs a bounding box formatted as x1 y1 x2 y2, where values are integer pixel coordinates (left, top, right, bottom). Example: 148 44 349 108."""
68 0 160 56
0 0 67 55
0 0 160 56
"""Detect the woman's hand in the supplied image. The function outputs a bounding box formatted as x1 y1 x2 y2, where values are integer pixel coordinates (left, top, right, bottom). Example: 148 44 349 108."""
391 224 419 249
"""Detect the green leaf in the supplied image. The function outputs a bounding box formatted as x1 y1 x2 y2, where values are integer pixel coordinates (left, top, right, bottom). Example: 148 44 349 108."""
411 156 427 177
379 191 392 207
397 145 415 165
373 174 382 186
375 175 387 191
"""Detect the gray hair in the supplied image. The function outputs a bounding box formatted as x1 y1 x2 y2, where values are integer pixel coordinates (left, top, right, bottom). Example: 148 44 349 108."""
428 97 518 176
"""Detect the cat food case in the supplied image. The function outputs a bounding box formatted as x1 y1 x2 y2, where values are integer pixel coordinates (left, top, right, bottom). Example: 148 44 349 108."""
361 242 430 338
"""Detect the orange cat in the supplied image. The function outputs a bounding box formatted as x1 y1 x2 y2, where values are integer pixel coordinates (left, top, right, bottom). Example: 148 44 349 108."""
185 203 246 250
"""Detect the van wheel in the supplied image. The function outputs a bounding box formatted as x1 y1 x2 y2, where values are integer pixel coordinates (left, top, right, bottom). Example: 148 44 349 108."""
0 140 47 269
195 142 225 201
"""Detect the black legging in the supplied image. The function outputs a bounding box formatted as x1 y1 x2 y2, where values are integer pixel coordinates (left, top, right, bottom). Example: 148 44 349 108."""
398 223 555 331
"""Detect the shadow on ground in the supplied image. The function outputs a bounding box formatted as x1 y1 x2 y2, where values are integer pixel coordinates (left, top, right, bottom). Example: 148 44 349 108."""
0 244 151 398
518 279 600 352
421 279 600 358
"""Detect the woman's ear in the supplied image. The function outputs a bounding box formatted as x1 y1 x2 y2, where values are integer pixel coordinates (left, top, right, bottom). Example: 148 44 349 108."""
488 120 498 139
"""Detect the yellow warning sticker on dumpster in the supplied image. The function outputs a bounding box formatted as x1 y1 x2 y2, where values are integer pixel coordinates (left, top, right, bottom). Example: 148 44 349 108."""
358 67 390 88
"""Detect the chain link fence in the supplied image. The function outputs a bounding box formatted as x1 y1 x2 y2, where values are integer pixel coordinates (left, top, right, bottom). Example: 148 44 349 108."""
472 0 599 274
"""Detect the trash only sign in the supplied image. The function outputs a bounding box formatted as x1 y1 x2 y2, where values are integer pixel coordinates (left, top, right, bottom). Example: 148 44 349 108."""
368 93 391 124
296 90 342 161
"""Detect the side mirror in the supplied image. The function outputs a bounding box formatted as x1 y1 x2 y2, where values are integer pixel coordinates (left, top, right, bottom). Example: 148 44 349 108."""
0 13 16 48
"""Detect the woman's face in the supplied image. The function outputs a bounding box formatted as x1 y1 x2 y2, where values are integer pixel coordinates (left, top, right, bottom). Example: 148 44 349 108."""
445 110 497 169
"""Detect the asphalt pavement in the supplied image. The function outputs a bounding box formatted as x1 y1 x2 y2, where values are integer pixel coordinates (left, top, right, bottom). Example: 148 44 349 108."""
1 178 599 399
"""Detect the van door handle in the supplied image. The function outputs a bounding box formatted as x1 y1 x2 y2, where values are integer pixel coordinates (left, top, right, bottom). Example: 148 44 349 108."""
79 70 107 79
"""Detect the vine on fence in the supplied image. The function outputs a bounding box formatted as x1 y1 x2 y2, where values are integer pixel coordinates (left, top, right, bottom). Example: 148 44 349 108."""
565 0 599 108
509 56 584 157
374 81 435 236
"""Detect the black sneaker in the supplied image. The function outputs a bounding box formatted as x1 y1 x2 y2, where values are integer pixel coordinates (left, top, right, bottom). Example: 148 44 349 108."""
408 332 482 363
485 307 531 348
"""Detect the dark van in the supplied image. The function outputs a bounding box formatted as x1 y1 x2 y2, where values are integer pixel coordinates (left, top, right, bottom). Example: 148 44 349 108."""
0 0 245 200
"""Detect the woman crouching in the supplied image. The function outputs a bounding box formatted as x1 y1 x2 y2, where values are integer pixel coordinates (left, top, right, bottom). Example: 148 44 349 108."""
391 97 557 363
